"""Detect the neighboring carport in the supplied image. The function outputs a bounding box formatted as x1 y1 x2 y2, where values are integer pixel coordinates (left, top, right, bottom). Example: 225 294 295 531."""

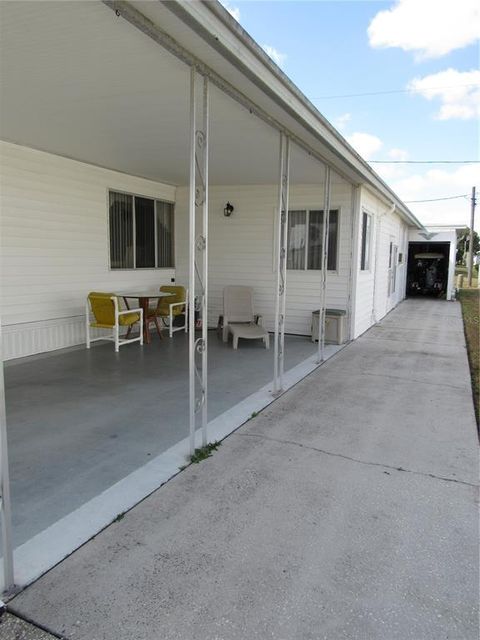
9 298 478 640
408 225 462 300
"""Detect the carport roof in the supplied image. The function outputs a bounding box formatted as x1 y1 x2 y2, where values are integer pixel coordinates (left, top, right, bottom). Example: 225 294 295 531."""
0 0 424 229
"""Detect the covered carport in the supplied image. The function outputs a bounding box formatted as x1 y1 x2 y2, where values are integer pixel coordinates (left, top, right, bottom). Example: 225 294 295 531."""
0 0 369 593
407 226 461 301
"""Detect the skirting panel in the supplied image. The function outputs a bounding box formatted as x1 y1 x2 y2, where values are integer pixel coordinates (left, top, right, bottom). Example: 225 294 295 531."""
3 317 86 360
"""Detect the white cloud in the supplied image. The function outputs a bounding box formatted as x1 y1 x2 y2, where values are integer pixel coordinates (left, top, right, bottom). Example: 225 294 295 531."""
373 148 410 181
374 162 410 182
388 148 409 161
221 2 240 22
368 0 480 60
390 164 478 227
334 113 351 131
343 126 476 227
408 68 480 120
347 132 383 160
262 44 287 67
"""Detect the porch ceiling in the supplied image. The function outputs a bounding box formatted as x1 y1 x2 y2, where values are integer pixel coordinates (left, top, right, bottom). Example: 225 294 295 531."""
0 1 327 186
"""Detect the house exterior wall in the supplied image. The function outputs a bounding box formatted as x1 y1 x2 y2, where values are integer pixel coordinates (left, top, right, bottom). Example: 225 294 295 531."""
1 142 392 359
0 142 176 360
353 186 409 338
174 176 355 336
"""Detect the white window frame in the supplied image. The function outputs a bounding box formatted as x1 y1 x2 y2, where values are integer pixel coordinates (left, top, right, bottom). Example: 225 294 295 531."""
108 189 175 270
360 210 372 272
286 207 341 273
388 239 398 296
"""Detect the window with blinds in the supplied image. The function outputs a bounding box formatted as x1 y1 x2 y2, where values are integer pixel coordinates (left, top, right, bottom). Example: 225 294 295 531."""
287 209 339 271
109 191 174 269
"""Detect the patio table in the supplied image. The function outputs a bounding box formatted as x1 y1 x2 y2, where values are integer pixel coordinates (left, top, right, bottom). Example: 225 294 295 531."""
118 291 174 344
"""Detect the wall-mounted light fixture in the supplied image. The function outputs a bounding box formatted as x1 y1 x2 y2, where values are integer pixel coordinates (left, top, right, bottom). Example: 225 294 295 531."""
223 202 234 217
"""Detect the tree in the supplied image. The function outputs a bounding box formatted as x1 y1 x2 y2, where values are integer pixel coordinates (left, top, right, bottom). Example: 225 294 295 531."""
456 229 480 264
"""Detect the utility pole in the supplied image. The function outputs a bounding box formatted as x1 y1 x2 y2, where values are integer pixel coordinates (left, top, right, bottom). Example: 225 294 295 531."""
467 186 476 287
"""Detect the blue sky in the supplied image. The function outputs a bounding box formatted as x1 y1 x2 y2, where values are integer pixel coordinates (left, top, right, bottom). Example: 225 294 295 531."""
221 0 479 228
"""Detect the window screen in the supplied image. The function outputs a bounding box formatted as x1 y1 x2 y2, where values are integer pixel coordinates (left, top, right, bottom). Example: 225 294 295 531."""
288 209 339 270
109 192 133 269
109 190 174 269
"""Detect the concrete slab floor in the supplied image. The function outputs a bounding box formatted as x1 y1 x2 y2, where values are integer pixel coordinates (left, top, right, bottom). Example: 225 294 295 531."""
4 332 315 547
10 299 479 640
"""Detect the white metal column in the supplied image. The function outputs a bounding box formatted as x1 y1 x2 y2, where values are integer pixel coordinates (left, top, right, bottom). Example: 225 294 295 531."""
273 133 290 395
188 68 209 455
317 165 331 363
0 326 14 594
200 76 209 449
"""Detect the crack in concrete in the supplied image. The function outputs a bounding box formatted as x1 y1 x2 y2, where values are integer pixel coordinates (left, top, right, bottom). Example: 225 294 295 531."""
368 322 459 329
363 335 462 348
5 607 68 639
236 432 478 488
357 371 469 392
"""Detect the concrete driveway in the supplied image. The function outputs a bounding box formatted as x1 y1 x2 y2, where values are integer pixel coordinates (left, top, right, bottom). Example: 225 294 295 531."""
9 299 479 639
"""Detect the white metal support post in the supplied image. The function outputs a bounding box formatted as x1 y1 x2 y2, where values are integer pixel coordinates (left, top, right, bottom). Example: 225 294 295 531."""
200 76 209 448
273 133 290 395
317 165 331 363
188 68 209 455
188 68 196 456
0 327 14 594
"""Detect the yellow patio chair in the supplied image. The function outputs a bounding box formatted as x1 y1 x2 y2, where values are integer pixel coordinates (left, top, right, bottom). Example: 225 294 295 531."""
147 285 188 338
86 292 143 352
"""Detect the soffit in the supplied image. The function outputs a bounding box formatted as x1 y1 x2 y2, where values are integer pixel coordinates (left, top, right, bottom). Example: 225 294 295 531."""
0 1 333 186
137 0 422 227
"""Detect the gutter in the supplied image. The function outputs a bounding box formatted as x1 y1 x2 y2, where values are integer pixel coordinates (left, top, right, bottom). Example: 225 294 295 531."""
168 0 424 230
362 184 424 231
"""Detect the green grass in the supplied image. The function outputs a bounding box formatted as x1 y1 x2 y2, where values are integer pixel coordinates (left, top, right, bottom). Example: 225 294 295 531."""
189 441 221 464
457 288 479 428
455 265 479 288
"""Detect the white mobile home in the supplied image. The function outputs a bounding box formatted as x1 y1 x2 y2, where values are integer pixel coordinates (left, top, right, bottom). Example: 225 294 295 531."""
0 0 424 593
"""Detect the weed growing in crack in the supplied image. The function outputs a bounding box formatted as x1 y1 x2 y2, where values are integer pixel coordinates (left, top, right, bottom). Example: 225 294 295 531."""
189 441 221 464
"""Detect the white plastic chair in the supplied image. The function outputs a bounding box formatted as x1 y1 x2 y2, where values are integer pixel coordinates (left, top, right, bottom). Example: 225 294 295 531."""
222 286 269 349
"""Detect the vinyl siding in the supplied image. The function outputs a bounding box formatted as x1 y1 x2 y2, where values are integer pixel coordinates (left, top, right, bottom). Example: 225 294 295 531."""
353 187 409 338
175 176 354 335
373 209 408 319
1 142 356 359
1 142 176 359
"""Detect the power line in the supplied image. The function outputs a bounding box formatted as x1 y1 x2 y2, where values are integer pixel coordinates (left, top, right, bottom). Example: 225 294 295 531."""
369 160 480 164
315 83 480 100
404 194 469 203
